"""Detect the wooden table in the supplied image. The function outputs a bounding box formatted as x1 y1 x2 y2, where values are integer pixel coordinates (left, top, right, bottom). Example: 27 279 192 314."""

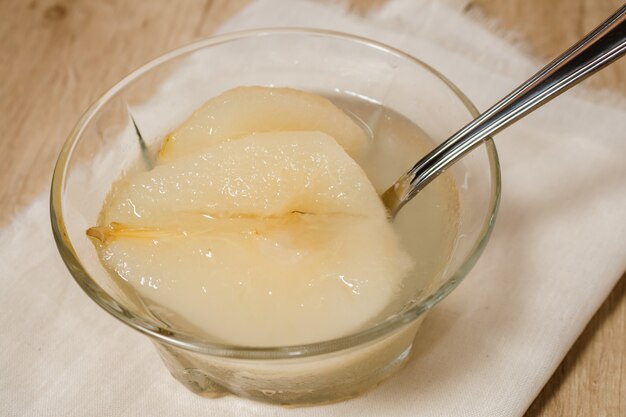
1 1 623 415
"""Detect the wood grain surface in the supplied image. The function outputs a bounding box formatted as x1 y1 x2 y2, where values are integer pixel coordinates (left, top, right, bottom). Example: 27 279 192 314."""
0 0 623 415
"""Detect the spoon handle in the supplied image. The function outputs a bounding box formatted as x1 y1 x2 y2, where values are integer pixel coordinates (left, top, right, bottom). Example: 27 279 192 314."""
383 4 626 216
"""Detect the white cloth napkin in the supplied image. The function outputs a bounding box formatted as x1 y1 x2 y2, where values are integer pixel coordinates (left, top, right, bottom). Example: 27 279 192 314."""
1 1 625 416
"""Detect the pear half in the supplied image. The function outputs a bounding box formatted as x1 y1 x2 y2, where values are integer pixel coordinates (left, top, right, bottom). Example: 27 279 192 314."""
158 86 369 162
89 131 410 346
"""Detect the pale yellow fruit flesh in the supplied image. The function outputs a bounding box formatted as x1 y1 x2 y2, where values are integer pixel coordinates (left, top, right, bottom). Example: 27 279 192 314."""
103 131 383 228
88 89 412 347
158 86 369 162
97 213 408 346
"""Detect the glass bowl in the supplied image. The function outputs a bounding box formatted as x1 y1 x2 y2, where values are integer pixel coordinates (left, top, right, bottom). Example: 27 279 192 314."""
50 29 500 406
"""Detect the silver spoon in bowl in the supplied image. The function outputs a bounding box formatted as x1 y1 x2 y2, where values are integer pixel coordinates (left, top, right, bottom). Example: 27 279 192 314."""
382 4 626 217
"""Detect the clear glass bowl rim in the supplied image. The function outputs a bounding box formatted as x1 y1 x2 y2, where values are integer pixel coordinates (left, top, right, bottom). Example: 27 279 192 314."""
50 28 501 360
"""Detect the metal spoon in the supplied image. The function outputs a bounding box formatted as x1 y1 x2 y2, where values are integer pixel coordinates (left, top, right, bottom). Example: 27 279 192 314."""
382 4 626 217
